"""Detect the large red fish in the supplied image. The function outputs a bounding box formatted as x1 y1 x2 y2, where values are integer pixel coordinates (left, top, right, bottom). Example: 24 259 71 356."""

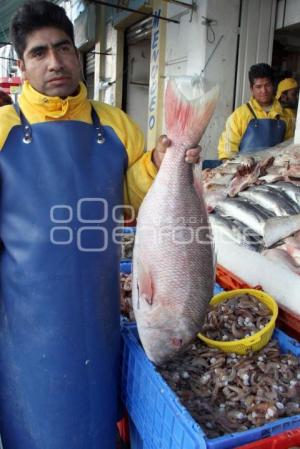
132 79 219 364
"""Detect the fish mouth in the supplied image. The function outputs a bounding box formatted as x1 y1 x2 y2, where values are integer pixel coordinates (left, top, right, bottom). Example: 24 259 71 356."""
138 320 204 365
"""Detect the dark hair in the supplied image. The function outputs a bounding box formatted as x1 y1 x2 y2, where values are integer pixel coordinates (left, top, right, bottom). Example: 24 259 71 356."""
10 0 75 59
0 90 12 107
248 63 274 86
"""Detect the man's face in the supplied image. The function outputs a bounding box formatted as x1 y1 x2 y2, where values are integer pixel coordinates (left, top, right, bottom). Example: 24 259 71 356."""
250 77 274 107
18 27 81 98
282 87 299 109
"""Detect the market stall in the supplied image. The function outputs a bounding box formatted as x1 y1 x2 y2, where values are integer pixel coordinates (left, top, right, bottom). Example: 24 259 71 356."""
118 138 300 447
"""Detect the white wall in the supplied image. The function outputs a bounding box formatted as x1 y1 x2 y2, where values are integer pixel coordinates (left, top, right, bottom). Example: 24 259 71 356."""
101 20 119 106
201 0 240 159
100 0 240 159
125 38 151 138
164 3 207 79
276 0 300 28
164 0 240 159
235 0 277 106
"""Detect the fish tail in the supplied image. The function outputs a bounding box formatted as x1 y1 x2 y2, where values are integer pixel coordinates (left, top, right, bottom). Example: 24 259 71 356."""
165 80 219 145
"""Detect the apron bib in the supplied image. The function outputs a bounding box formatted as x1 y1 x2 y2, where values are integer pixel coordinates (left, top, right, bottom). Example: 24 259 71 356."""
239 102 286 153
0 105 127 449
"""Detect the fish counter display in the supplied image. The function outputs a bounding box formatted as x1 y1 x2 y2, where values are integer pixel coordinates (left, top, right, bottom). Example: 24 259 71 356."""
119 81 300 445
203 142 300 315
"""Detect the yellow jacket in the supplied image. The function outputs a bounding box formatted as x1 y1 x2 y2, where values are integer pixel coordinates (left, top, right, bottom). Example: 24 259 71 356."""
218 97 295 160
0 81 157 214
284 107 297 119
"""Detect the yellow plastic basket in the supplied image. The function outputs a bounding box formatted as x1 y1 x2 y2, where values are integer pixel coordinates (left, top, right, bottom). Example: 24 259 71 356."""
198 288 278 355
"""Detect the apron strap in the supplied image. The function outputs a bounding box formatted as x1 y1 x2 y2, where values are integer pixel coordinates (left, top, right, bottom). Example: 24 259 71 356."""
13 102 106 145
91 106 105 144
247 102 281 121
246 102 257 120
14 103 33 144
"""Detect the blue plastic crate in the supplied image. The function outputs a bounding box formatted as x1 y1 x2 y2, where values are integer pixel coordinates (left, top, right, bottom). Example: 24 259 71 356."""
121 325 300 449
122 227 136 233
202 160 222 170
120 261 132 274
213 283 223 295
129 419 144 449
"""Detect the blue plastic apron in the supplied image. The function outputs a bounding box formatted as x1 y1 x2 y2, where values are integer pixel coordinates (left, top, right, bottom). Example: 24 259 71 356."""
0 104 127 449
239 102 286 153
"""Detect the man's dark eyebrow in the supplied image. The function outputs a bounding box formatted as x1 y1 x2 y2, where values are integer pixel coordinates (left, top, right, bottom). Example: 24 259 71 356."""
27 39 73 56
52 39 73 49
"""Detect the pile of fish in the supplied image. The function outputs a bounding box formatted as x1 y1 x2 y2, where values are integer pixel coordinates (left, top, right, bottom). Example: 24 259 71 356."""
120 230 134 319
203 142 300 274
202 293 271 341
120 272 134 321
158 338 300 438
121 232 135 259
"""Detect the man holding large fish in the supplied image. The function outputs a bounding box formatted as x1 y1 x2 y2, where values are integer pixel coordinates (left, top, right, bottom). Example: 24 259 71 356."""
0 2 202 449
218 63 295 159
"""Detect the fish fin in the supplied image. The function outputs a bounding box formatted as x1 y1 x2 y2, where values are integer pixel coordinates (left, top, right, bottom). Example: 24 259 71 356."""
193 163 204 199
137 259 154 306
165 80 219 145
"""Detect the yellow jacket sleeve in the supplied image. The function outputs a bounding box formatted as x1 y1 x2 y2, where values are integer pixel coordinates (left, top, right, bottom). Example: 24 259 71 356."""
92 101 157 216
218 105 246 160
0 105 20 151
283 108 296 140
124 149 157 217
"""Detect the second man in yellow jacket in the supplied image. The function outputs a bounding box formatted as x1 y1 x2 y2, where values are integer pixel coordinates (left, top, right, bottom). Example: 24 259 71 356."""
218 63 295 160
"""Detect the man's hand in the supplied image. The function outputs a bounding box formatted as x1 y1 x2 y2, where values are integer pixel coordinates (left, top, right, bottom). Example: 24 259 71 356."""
152 135 201 170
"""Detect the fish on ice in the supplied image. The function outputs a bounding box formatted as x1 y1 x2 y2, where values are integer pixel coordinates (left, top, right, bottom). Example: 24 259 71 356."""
209 212 263 252
215 197 274 236
238 186 300 216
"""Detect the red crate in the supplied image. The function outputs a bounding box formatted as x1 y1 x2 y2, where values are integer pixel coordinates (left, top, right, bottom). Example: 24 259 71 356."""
235 427 300 449
216 264 300 341
276 304 300 342
216 264 260 290
117 413 130 444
